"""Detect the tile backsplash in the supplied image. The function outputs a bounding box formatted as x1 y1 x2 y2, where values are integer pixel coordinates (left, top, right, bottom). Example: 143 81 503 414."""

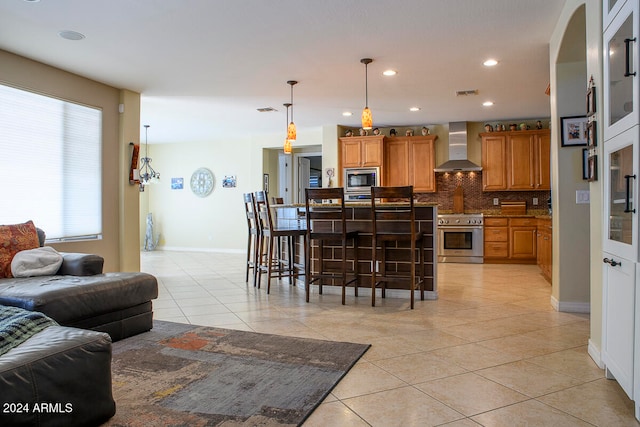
414 171 551 214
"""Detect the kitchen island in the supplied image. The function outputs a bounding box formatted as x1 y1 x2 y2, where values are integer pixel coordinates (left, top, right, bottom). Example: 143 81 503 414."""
273 202 438 300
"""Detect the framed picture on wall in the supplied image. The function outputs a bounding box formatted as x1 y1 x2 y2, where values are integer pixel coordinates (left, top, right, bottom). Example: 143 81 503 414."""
586 86 596 116
587 154 598 182
582 149 589 180
587 120 597 148
561 115 588 147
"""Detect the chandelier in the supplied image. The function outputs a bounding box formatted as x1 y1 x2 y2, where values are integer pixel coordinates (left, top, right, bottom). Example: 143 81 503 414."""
139 124 160 192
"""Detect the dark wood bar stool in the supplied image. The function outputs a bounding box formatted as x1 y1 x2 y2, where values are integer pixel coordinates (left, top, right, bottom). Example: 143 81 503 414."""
254 191 306 293
304 187 359 305
370 185 425 309
243 192 260 285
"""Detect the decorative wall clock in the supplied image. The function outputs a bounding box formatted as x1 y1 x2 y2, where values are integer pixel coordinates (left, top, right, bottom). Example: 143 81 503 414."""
190 167 214 197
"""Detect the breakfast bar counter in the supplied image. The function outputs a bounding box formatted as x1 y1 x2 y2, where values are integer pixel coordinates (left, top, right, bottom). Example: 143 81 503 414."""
273 202 439 300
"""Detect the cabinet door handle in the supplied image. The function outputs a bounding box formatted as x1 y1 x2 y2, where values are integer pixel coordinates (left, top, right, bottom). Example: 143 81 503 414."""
624 174 636 213
603 257 621 267
624 38 637 77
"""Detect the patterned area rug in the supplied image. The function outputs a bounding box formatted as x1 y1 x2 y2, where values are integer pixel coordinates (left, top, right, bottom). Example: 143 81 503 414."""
103 320 370 426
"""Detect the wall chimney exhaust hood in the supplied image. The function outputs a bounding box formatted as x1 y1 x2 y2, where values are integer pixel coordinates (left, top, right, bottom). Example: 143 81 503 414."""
434 121 482 172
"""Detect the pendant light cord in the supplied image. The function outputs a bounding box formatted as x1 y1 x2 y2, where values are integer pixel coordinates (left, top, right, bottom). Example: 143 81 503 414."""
365 62 368 108
290 84 294 122
144 125 149 159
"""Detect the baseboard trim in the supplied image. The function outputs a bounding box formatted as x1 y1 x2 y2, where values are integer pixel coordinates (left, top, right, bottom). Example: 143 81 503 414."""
550 295 591 313
154 246 244 254
588 339 605 369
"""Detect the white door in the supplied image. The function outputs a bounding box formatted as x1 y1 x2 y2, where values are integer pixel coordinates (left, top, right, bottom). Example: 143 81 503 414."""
602 251 636 398
297 157 310 202
278 154 292 204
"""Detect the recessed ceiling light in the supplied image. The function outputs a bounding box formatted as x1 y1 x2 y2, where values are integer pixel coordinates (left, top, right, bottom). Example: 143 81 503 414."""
483 59 498 67
58 30 85 41
23 0 40 2
483 101 494 107
342 111 353 117
383 70 397 76
409 107 421 112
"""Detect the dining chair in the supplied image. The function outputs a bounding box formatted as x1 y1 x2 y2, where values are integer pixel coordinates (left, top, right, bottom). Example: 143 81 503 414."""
370 185 425 309
304 187 359 304
254 191 306 293
243 192 260 285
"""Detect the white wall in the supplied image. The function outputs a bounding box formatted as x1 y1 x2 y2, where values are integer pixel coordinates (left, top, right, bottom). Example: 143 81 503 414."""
146 126 328 252
555 60 591 305
549 0 603 354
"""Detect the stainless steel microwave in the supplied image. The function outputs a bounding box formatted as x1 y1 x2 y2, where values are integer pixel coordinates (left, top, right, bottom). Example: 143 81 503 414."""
344 167 380 193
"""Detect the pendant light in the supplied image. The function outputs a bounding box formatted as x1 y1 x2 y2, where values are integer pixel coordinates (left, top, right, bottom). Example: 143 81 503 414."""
360 58 373 130
287 80 297 141
139 124 160 192
283 103 292 154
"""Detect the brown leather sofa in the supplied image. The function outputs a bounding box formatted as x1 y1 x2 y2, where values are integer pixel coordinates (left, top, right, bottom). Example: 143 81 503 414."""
0 251 158 426
0 324 116 426
0 252 158 342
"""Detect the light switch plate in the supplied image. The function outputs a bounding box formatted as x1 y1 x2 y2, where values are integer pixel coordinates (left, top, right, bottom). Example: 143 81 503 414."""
493 198 499 205
533 198 538 205
576 190 590 204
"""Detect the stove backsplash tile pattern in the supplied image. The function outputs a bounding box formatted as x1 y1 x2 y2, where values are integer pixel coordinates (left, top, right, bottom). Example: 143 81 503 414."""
414 171 551 214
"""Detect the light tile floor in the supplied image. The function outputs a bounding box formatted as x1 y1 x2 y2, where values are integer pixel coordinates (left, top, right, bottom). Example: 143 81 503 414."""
142 250 639 426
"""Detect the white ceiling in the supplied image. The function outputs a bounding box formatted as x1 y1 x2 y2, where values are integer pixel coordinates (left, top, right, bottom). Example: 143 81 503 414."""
0 0 566 144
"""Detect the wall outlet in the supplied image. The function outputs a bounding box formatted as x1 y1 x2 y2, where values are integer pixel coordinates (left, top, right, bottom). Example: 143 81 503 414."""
533 198 538 205
493 198 499 206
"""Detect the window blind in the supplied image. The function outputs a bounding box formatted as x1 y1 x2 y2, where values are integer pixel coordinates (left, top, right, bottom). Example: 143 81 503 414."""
0 84 102 240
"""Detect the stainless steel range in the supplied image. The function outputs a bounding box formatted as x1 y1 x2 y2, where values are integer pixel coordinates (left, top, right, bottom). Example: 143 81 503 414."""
437 213 484 263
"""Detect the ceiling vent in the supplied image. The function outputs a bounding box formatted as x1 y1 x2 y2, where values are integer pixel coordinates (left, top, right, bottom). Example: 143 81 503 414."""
455 89 479 97
256 107 278 113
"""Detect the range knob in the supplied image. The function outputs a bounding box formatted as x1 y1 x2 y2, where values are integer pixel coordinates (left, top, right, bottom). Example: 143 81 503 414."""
455 219 460 224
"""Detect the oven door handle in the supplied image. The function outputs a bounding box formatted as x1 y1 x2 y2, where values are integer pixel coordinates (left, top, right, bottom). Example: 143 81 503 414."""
439 226 483 231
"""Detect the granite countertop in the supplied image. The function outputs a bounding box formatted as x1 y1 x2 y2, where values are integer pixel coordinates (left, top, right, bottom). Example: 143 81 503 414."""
274 202 439 208
481 209 550 217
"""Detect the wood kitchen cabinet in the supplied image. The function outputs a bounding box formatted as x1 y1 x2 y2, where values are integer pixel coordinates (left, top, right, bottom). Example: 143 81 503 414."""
339 136 383 168
484 216 537 264
537 217 552 283
384 135 437 192
508 133 536 190
481 129 550 191
509 217 537 260
535 132 551 189
481 134 508 191
484 217 509 259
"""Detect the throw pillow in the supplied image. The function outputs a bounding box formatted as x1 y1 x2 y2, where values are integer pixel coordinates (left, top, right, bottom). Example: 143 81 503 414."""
11 246 63 278
0 220 40 278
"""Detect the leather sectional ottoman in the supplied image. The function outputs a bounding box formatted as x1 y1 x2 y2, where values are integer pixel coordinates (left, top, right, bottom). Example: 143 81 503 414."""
0 253 158 342
0 324 116 427
0 271 158 342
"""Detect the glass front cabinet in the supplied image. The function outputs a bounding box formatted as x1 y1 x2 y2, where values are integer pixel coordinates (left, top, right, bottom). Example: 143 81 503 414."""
604 0 639 140
604 128 639 260
602 128 640 419
603 4 640 418
605 0 630 30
